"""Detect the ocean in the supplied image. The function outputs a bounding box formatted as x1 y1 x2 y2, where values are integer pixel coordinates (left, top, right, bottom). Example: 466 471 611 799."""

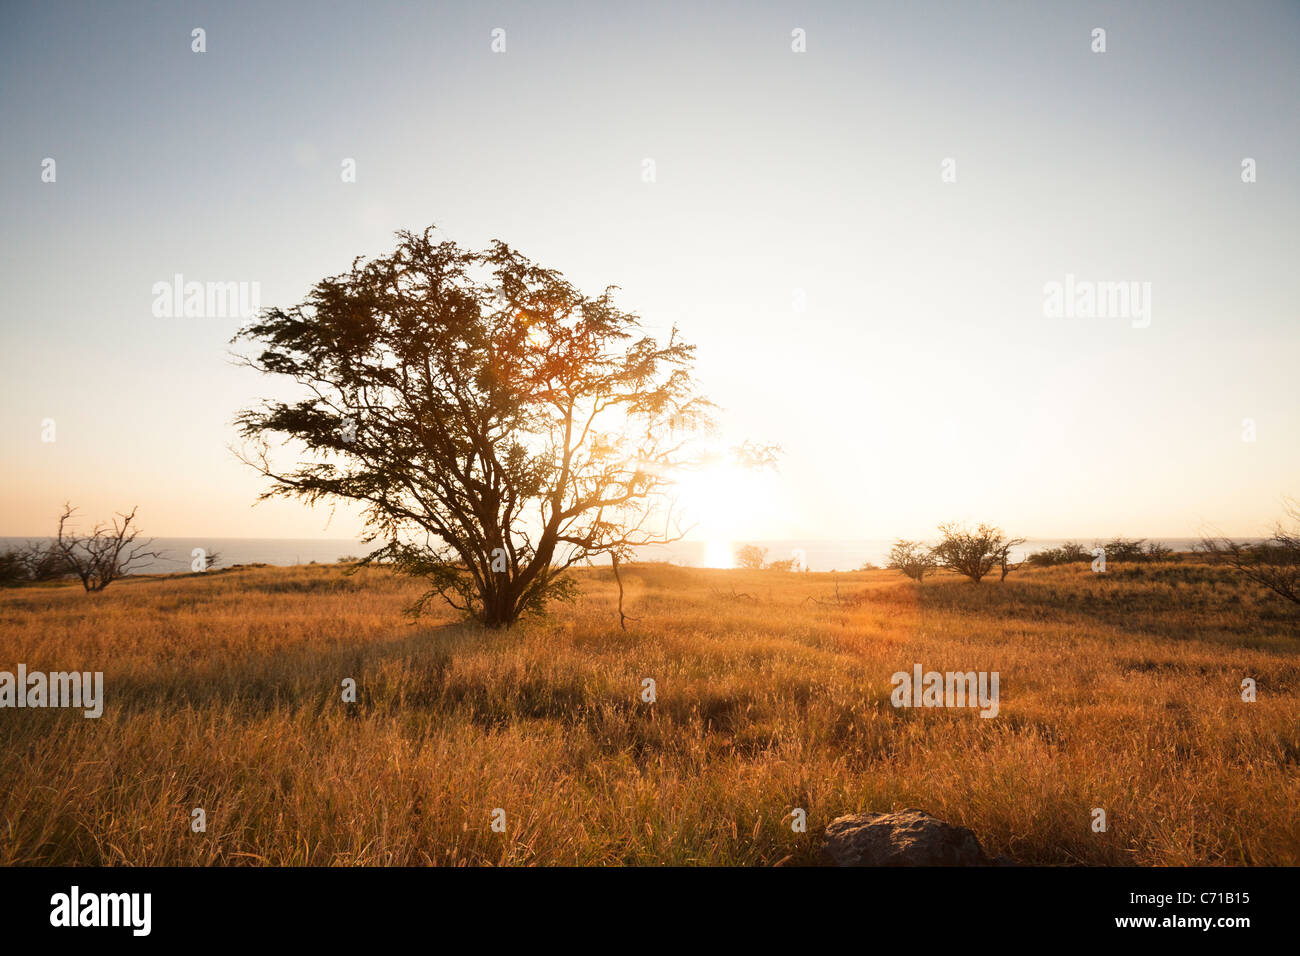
0 536 1213 575
0 537 369 575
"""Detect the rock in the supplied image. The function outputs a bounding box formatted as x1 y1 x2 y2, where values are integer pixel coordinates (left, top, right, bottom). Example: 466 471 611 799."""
823 808 994 866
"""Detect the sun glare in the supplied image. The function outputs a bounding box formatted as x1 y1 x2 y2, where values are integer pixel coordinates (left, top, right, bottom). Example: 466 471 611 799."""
702 538 734 569
672 462 772 568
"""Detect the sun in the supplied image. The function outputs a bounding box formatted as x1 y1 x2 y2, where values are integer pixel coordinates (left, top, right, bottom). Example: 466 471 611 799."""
701 538 736 569
671 462 774 568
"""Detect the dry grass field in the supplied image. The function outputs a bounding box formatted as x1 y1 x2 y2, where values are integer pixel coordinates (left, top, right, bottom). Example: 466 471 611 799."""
1 558 1297 866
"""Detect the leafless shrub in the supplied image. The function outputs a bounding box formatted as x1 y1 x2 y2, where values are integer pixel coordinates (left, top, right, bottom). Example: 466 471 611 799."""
52 503 162 592
997 537 1030 581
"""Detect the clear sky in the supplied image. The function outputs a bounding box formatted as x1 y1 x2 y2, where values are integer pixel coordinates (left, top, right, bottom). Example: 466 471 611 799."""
1 0 1296 543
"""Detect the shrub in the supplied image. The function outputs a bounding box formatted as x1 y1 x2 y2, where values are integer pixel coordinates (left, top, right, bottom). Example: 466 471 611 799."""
931 523 1025 584
1099 537 1148 562
1200 501 1300 607
0 541 71 587
1144 541 1174 562
1027 540 1090 567
887 539 936 582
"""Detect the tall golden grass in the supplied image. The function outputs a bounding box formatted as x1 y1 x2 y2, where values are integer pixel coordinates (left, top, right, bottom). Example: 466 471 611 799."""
1 558 1297 865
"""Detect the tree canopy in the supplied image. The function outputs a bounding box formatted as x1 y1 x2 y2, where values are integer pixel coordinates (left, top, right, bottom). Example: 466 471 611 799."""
234 228 713 626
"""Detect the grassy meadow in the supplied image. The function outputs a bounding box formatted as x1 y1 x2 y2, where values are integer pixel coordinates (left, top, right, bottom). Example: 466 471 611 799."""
1 558 1298 866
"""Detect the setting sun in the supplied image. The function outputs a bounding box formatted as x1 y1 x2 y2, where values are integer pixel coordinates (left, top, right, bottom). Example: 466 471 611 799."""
700 538 734 569
672 461 778 567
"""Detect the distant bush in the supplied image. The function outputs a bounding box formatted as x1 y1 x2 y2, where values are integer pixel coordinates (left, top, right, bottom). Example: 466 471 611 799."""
734 545 768 571
1084 538 1177 564
0 549 24 587
1026 541 1091 567
1026 538 1175 567
1144 541 1174 562
931 523 1026 584
0 541 71 587
887 539 936 582
1200 501 1300 607
1099 537 1148 562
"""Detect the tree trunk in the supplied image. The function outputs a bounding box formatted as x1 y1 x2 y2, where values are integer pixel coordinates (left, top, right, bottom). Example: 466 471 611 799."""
481 592 518 628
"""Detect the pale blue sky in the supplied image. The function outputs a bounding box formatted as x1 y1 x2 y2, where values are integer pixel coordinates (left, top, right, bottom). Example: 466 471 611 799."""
1 0 1297 542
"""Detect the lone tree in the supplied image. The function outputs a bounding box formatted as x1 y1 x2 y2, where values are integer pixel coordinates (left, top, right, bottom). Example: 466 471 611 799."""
53 503 162 592
1200 500 1300 607
887 539 935 582
734 544 768 570
234 228 714 627
930 522 1021 585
